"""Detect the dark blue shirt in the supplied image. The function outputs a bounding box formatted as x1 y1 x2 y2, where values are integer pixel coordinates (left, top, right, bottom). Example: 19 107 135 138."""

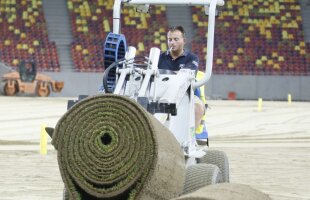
158 50 199 71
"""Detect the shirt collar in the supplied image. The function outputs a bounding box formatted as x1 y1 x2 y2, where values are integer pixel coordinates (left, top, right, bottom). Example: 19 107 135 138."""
166 49 188 58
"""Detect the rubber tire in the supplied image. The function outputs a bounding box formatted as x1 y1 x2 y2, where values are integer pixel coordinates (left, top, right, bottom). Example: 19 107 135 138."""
37 82 51 97
183 163 222 195
63 187 69 200
198 150 230 183
4 81 17 96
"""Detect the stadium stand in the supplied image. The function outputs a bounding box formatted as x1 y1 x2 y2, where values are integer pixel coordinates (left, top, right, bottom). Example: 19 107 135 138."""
67 0 168 72
191 0 310 75
2 0 309 75
0 0 60 71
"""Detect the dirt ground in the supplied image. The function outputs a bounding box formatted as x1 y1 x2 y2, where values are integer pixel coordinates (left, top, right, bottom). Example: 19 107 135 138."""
0 97 309 200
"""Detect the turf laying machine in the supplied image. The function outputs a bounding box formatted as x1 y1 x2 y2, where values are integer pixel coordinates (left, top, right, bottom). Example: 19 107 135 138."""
47 0 243 199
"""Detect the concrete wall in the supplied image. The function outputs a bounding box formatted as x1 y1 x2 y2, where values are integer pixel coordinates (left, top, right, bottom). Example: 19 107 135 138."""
44 72 103 97
206 75 310 101
1 71 309 101
42 72 310 101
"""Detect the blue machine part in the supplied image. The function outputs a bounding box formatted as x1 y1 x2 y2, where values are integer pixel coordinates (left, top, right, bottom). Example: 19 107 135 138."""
194 87 201 97
195 125 208 139
103 33 127 91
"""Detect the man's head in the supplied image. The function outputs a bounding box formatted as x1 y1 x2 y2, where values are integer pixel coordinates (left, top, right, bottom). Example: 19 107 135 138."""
167 26 186 54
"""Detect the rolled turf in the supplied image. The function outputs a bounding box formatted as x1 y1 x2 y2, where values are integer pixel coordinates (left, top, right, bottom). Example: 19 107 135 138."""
52 94 185 200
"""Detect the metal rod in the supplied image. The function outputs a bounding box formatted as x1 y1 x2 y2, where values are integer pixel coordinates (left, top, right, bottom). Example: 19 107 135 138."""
124 0 224 6
193 0 218 89
113 0 122 34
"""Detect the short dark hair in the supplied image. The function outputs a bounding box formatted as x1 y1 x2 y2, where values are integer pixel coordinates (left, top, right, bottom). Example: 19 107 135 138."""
168 26 186 38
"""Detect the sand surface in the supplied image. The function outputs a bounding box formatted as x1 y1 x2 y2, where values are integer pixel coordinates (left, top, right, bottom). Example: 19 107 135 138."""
0 96 309 200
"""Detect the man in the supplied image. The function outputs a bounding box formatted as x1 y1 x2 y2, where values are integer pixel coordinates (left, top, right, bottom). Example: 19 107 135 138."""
158 26 199 72
158 26 205 130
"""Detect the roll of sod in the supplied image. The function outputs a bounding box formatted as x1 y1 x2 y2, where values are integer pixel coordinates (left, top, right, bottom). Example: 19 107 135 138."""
52 94 185 200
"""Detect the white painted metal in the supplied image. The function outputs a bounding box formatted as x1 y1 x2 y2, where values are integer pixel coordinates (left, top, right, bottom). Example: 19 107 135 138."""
123 0 224 6
149 47 160 70
125 46 137 60
113 0 122 33
113 68 131 94
137 69 155 97
158 69 193 106
193 0 217 89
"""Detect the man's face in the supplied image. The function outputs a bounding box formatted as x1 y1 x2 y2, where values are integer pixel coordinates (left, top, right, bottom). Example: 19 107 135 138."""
167 30 185 53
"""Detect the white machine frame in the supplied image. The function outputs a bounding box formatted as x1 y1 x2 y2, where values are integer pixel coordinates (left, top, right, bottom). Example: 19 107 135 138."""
107 0 225 165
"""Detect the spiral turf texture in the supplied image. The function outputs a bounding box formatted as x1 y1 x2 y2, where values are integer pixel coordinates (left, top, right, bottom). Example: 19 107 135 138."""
52 94 185 200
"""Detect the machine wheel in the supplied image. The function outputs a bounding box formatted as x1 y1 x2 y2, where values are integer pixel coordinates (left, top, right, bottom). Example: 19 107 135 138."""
37 82 50 97
183 163 222 195
103 33 127 92
198 150 230 183
63 187 69 200
3 81 17 96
